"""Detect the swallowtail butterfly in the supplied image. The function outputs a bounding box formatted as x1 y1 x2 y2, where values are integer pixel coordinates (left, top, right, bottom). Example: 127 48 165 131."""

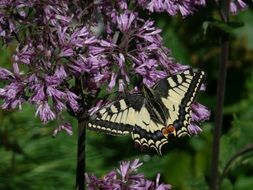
88 69 205 154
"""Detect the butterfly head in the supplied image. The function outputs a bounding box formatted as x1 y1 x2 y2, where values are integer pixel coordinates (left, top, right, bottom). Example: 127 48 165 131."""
162 124 176 137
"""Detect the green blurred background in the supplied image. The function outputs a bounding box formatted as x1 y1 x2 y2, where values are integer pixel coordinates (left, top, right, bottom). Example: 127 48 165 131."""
1 4 253 190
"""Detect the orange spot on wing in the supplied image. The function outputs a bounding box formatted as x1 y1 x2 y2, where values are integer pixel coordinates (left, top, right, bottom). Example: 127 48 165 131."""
162 124 175 136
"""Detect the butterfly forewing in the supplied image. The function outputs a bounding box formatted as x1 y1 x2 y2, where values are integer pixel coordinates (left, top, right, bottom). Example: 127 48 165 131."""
88 94 144 135
88 93 168 153
153 69 205 137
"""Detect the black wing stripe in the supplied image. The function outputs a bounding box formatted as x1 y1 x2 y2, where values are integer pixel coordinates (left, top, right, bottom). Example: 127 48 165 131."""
173 70 205 133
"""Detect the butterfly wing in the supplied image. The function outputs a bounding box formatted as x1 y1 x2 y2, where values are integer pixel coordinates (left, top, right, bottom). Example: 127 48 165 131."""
88 93 168 153
130 98 169 154
153 69 206 137
88 94 144 135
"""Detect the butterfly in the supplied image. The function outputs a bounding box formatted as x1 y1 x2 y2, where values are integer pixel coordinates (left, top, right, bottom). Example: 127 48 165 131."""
88 69 206 154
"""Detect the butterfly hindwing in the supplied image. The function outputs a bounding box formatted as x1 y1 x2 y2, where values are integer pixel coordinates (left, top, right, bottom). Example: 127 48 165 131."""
131 100 168 154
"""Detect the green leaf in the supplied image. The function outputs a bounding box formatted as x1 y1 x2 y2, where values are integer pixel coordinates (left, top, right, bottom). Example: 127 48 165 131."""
234 176 253 190
220 178 233 190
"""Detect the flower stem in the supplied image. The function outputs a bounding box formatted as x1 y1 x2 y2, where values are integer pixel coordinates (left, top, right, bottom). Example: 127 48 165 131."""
75 75 87 190
210 1 230 189
210 41 228 190
76 117 86 190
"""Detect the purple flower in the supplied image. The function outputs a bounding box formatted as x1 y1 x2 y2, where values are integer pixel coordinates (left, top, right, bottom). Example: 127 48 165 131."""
47 86 66 100
188 102 210 135
54 65 67 80
59 47 74 57
117 159 143 182
0 81 24 109
14 43 35 65
65 90 79 112
230 0 247 13
86 159 172 190
88 100 106 116
0 68 14 80
118 79 125 92
35 102 56 123
188 123 203 135
214 0 248 13
54 97 67 111
30 85 46 103
53 122 73 137
117 11 137 32
136 0 206 16
191 102 210 122
108 73 118 91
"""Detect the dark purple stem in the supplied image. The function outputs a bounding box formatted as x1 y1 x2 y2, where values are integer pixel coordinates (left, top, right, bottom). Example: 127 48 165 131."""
75 76 86 190
210 41 228 190
210 1 230 190
76 117 86 190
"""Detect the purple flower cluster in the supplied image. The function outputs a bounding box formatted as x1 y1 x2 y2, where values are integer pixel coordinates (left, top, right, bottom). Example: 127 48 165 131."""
85 159 172 190
136 0 206 16
229 0 248 13
0 1 211 135
137 0 249 15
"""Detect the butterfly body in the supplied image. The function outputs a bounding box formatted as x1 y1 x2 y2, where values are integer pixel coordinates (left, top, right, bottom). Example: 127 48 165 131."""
88 69 205 154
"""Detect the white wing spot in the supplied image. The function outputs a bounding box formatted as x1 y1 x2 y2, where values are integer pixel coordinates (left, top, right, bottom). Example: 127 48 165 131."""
140 107 150 124
121 110 128 124
127 107 137 125
99 108 106 114
177 75 183 83
101 113 108 120
186 79 191 83
112 129 117 133
119 100 127 110
133 133 140 139
110 114 117 122
185 75 193 80
168 78 177 87
110 105 118 113
140 138 148 144
115 112 122 123
148 139 155 145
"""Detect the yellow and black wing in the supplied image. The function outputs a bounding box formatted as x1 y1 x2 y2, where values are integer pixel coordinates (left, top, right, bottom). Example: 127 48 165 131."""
153 69 205 137
88 94 145 136
88 93 169 153
88 69 206 153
